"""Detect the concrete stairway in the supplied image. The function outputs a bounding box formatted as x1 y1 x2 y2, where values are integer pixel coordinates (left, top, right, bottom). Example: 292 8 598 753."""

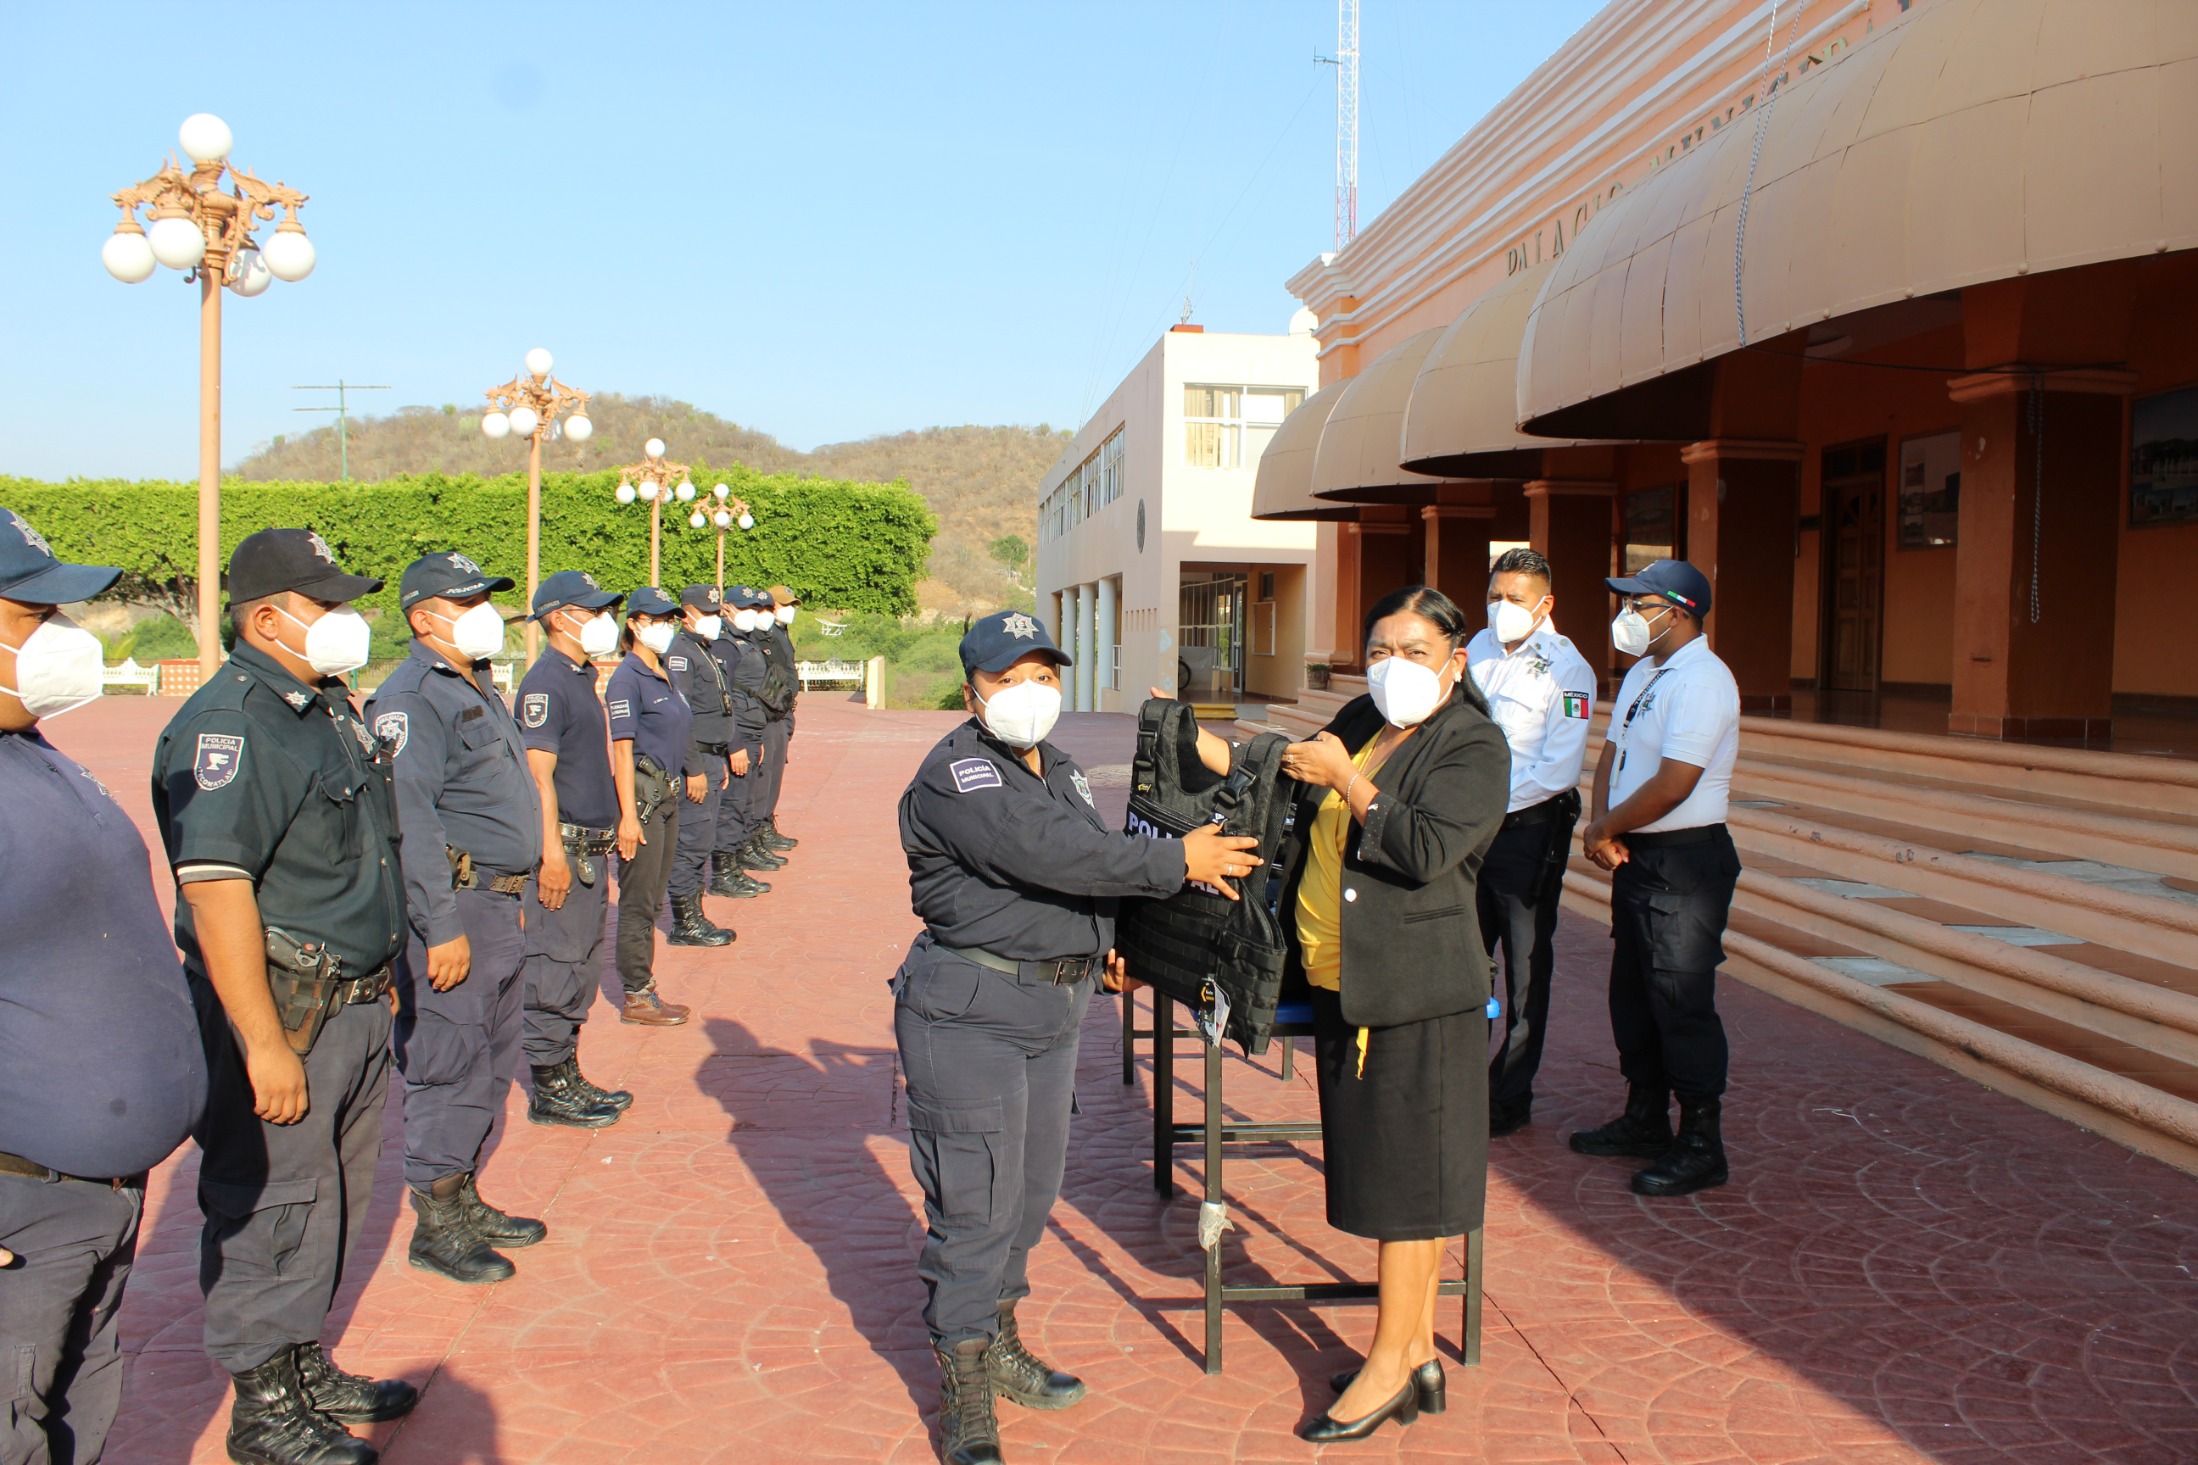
1237 685 2198 1176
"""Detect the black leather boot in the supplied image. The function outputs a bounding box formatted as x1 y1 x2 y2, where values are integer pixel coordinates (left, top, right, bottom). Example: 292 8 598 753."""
935 1339 1004 1465
740 833 787 871
986 1301 1086 1410
762 816 797 850
667 892 735 947
407 1184 514 1285
528 1057 622 1128
226 1347 377 1465
709 856 768 897
456 1174 548 1248
295 1342 417 1424
1632 1096 1730 1196
1568 1083 1673 1158
571 1053 633 1112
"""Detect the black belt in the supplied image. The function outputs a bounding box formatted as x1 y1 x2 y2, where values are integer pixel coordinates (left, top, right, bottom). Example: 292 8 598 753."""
559 821 617 854
696 740 730 756
1624 823 1726 849
0 1151 146 1191
938 945 1102 986
1502 792 1579 831
449 845 528 896
335 963 395 1004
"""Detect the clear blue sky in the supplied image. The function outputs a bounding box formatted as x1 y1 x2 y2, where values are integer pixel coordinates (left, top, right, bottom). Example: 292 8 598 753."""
1 1 1601 480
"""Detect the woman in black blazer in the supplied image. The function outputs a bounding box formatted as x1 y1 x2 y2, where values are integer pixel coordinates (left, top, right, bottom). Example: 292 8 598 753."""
1193 584 1507 1441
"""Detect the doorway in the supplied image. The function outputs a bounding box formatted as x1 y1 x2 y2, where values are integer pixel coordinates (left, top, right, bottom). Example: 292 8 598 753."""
1821 439 1886 693
1178 571 1246 700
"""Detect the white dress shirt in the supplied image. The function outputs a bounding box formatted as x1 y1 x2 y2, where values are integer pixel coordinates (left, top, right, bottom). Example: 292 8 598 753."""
1467 619 1599 814
1605 634 1740 832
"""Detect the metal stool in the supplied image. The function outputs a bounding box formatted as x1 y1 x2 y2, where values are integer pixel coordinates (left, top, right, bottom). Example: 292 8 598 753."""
1121 982 1290 1084
1147 991 1483 1374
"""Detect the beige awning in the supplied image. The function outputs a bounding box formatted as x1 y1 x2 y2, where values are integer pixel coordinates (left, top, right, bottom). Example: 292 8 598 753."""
1249 381 1361 521
1308 329 1447 498
1517 0 2198 437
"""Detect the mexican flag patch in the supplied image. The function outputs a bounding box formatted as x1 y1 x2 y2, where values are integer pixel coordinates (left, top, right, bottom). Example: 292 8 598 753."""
1561 692 1592 719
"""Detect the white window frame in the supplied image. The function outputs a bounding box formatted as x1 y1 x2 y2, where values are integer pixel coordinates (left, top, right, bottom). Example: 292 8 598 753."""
1183 384 1304 469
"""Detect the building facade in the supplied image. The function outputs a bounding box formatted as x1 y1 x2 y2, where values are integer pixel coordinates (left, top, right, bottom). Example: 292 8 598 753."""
1038 324 1321 711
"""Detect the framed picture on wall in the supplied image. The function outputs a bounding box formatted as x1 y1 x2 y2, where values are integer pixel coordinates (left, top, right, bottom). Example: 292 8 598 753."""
1897 430 1960 548
2131 385 2198 528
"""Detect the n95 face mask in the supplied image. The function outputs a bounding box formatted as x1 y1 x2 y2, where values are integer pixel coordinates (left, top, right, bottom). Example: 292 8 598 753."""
442 602 507 661
1487 597 1542 645
694 614 723 642
280 604 373 678
976 679 1061 749
577 612 619 658
637 622 677 656
1366 655 1451 729
732 610 762 634
0 612 105 718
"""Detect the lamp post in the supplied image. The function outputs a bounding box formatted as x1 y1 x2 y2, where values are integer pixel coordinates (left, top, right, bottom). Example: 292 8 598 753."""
103 113 316 679
612 439 692 586
480 349 592 662
683 484 756 590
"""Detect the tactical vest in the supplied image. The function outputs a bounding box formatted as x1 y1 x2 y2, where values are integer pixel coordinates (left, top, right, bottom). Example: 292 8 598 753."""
1114 699 1295 1054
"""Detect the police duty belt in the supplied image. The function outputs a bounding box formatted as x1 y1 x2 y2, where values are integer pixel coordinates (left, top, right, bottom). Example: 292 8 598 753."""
447 844 528 896
558 821 616 885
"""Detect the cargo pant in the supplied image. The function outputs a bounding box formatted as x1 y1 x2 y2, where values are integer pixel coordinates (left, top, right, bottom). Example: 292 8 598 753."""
758 719 791 824
668 760 726 899
1479 800 1578 1115
190 979 390 1374
615 802 678 996
522 854 610 1067
0 1174 142 1465
1607 825 1741 1102
394 888 526 1190
714 742 763 862
892 935 1090 1349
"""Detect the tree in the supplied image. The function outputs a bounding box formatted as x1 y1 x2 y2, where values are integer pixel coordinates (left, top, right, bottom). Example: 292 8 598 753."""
989 534 1028 569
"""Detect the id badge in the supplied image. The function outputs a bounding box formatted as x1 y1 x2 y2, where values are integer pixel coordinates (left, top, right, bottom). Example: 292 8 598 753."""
1196 978 1232 1047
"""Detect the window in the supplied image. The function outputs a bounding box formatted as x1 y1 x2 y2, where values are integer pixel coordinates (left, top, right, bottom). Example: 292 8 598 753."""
1040 426 1126 542
1184 384 1304 468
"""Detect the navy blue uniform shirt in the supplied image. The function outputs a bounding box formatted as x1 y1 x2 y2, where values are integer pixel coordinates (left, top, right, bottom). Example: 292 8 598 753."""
516 647 618 830
4 731 206 1178
899 718 1186 961
365 641 543 946
709 634 768 743
665 629 732 766
152 642 407 980
606 651 692 778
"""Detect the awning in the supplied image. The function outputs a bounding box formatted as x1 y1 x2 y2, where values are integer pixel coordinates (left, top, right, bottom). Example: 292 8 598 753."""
1249 381 1361 521
1517 0 2198 437
1308 329 1447 499
1400 261 1611 478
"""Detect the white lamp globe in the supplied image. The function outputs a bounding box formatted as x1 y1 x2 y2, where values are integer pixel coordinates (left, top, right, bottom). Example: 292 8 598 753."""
148 215 206 271
481 411 511 440
615 481 636 504
713 483 730 500
675 480 695 502
737 511 755 531
506 405 540 438
178 113 233 165
689 511 707 529
713 508 733 529
524 347 553 379
644 437 666 459
562 413 593 443
640 480 660 502
102 230 157 283
228 246 273 297
260 227 315 282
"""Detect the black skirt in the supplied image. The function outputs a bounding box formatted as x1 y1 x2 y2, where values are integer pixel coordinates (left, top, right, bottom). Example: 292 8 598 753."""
1310 987 1488 1241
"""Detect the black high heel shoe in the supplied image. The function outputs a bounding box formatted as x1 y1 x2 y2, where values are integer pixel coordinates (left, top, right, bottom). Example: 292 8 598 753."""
1328 1358 1446 1415
1298 1377 1419 1443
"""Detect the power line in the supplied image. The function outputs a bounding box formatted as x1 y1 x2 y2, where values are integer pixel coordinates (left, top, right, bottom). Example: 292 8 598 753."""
291 380 390 481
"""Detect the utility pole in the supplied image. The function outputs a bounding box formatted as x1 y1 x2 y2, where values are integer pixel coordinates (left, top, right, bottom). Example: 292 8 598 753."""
1316 0 1360 250
292 380 388 481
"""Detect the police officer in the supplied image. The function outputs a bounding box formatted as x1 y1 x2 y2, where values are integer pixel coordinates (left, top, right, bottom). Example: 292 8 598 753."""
0 512 205 1465
753 584 803 853
151 528 415 1465
896 609 1257 1465
1572 559 1742 1197
365 552 548 1286
607 588 703 1025
515 570 630 1130
707 586 773 897
661 586 740 943
1467 547 1597 1136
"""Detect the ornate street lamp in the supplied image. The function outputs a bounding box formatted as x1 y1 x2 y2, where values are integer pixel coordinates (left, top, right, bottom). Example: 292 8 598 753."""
683 483 756 591
481 349 591 662
103 113 315 679
613 438 691 585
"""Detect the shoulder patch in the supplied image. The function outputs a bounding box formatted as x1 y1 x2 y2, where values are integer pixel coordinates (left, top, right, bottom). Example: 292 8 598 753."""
194 732 245 790
948 757 1003 793
1561 691 1592 720
668 655 688 671
1070 769 1094 807
373 711 409 755
609 699 633 720
521 693 549 728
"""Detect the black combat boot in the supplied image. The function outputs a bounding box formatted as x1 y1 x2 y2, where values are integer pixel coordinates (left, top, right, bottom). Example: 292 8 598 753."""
1568 1083 1673 1158
407 1183 514 1285
762 816 797 851
709 857 769 897
1631 1096 1730 1196
667 892 735 947
226 1346 376 1465
740 833 787 871
571 1052 634 1112
295 1342 417 1424
986 1301 1086 1410
935 1338 1004 1465
455 1174 548 1248
529 1057 622 1128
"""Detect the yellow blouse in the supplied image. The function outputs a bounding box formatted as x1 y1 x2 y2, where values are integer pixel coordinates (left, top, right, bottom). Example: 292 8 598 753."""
1294 736 1391 993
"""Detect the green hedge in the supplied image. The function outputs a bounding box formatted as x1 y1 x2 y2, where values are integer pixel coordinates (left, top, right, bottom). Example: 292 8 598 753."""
0 467 936 637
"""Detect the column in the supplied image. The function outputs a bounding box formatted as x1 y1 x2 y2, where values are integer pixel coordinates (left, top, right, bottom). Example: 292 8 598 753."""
1526 479 1616 686
1096 576 1118 712
1679 440 1801 711
1421 504 1495 601
1074 583 1096 712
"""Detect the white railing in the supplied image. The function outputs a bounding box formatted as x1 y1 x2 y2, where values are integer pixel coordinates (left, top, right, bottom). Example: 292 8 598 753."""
103 658 160 693
815 618 848 637
798 658 865 688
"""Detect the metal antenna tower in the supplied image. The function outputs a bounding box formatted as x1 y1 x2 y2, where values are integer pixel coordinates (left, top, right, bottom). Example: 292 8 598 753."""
291 380 388 481
1317 0 1360 250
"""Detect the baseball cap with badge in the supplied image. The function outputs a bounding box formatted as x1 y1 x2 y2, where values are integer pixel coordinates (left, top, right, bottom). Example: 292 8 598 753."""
399 550 515 610
0 507 121 605
959 608 1072 678
679 584 722 612
625 585 679 618
1605 558 1713 620
226 528 384 604
530 569 622 621
0 507 121 720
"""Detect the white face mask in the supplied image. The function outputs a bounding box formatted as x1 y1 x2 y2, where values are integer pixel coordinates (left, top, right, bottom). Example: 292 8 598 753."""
731 609 761 634
637 621 677 656
429 601 506 661
1366 654 1455 729
1611 604 1672 659
975 678 1062 749
774 605 796 626
278 604 373 678
693 614 722 642
556 609 620 658
0 612 105 719
1487 596 1546 645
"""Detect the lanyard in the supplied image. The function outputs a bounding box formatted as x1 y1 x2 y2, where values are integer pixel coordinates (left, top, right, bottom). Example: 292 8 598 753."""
1614 668 1673 774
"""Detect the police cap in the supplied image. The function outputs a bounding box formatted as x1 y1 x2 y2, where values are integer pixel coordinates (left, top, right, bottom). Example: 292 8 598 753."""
0 507 120 605
960 608 1071 678
531 569 623 622
727 584 771 610
679 584 723 612
768 584 799 606
626 585 679 617
399 551 515 609
227 528 384 605
1606 558 1713 619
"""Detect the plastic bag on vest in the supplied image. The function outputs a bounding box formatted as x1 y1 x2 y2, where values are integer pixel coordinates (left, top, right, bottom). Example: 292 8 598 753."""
1114 699 1295 1054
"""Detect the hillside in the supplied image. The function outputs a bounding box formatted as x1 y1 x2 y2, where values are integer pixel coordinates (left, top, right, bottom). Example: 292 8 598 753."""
233 395 1066 614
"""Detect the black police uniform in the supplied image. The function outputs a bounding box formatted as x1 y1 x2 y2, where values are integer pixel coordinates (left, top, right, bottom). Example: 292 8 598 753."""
664 588 734 906
756 609 797 829
710 588 773 880
606 589 696 1001
148 534 405 1398
364 560 542 1199
0 520 205 1465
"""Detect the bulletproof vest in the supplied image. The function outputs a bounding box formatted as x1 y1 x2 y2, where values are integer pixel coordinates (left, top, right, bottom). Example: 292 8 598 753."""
1114 699 1295 1054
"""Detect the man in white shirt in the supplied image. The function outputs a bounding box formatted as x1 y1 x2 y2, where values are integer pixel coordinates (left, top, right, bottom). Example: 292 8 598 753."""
1571 559 1741 1198
1468 548 1598 1136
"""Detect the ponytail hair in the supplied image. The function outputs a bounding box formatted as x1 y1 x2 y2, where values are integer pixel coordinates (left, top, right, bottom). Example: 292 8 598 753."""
1361 584 1490 716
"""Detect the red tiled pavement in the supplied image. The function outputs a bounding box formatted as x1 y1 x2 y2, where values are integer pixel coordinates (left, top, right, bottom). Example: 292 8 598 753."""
41 695 2198 1464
